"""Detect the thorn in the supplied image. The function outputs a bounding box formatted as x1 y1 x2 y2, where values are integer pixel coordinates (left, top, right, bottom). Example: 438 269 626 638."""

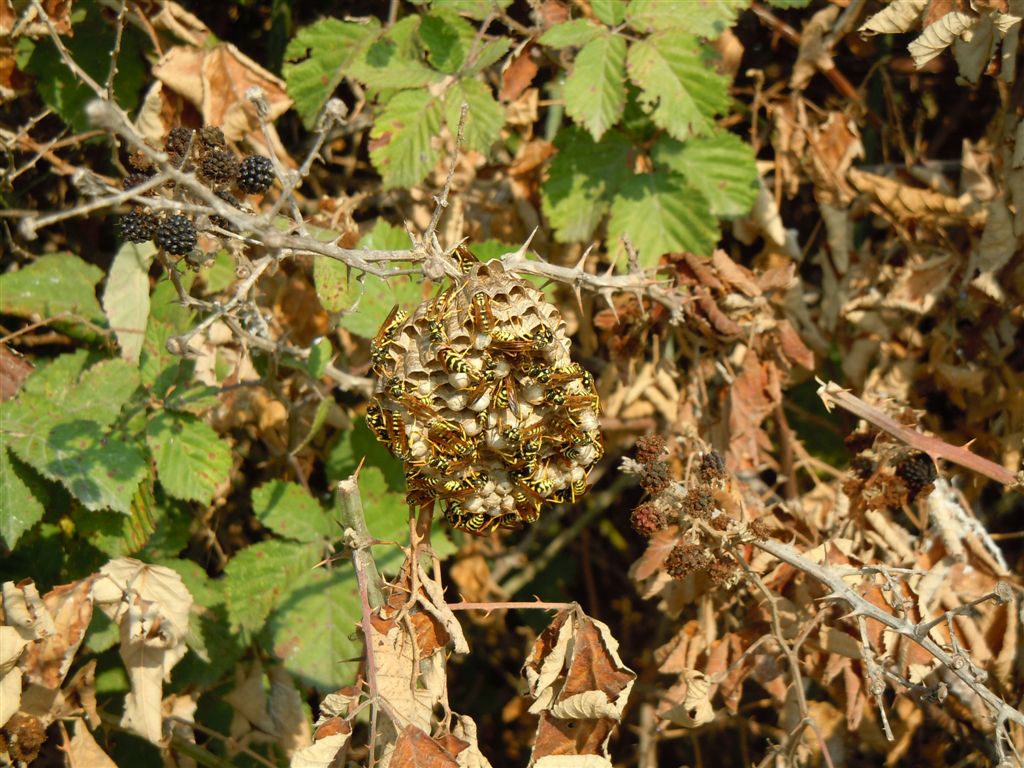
603 249 621 277
514 227 540 261
574 242 596 271
573 287 585 317
600 289 619 324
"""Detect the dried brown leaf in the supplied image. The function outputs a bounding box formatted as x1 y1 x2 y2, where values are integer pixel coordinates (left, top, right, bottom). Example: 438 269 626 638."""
391 725 459 768
65 717 117 768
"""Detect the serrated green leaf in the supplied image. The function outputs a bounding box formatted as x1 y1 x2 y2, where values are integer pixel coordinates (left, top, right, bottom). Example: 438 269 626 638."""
369 89 444 188
146 411 231 505
538 19 606 49
421 9 476 73
253 480 334 542
349 16 442 91
71 479 157 557
592 0 627 25
103 243 154 364
626 0 745 38
14 5 146 132
200 251 235 295
564 32 626 140
652 133 758 218
224 539 320 635
140 276 195 388
0 253 104 323
0 447 45 549
627 33 730 139
445 78 504 154
607 171 719 265
464 37 512 75
541 127 632 242
284 18 382 129
307 337 332 379
268 566 361 689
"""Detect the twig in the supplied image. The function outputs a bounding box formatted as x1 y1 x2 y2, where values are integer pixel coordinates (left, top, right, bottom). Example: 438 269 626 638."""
816 379 1021 487
446 600 575 612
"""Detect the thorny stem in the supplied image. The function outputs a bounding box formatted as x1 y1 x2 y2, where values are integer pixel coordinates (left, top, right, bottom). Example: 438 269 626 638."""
753 536 1024 739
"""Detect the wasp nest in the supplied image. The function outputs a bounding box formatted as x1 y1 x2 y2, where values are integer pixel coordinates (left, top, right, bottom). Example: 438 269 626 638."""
367 258 603 534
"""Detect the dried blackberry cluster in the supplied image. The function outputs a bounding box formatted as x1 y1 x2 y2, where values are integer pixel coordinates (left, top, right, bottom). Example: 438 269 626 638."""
115 125 275 262
367 255 603 534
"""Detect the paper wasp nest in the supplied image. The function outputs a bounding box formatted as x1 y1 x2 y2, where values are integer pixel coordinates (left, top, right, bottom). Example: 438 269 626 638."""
367 259 603 534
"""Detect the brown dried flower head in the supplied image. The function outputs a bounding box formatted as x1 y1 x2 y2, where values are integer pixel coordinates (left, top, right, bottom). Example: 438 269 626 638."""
367 255 603 534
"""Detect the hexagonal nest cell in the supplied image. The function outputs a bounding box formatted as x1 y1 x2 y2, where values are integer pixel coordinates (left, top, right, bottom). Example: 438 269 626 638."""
367 259 603 534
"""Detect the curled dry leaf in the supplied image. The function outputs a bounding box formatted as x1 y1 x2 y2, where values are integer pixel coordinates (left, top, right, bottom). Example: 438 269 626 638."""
660 670 715 728
93 558 193 744
523 607 635 765
860 0 929 35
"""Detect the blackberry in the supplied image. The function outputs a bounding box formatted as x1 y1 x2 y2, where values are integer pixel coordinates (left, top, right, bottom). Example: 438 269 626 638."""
895 451 937 501
200 148 239 185
210 190 240 231
123 172 155 191
698 450 727 485
630 503 667 537
155 214 198 256
127 151 154 173
199 125 226 149
237 155 274 194
165 127 194 156
117 210 157 243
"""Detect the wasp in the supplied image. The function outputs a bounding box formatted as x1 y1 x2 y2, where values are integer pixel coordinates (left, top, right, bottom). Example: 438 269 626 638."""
496 511 523 529
445 502 492 534
437 346 480 380
370 304 407 374
470 292 496 335
382 409 410 457
547 362 585 386
451 243 479 274
491 375 520 417
366 402 388 442
570 475 588 502
442 471 482 496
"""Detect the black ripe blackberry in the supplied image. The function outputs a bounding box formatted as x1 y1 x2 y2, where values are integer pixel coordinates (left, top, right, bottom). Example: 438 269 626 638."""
156 214 197 256
200 149 239 185
210 190 241 231
165 127 194 156
237 155 274 194
117 211 157 243
199 125 226 150
895 451 937 501
698 450 727 485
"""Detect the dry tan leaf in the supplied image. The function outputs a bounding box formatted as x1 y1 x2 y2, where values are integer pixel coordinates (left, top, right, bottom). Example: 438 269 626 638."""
450 714 493 768
534 756 613 767
530 713 616 765
225 661 275 733
269 666 313 757
289 732 350 768
969 196 1016 300
660 670 715 727
791 6 840 89
66 717 117 768
711 250 760 297
0 657 22 729
2 580 57 641
953 12 1002 81
848 168 984 225
20 577 96 691
0 344 33 401
861 0 929 34
93 559 193 744
908 11 977 66
142 0 214 47
501 42 538 102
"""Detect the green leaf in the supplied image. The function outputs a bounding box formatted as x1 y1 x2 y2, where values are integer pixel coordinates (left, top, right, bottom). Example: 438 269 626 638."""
563 32 626 141
445 78 504 154
326 417 405 491
253 481 334 542
103 243 154 364
14 5 147 132
652 133 758 219
306 337 332 379
420 9 476 74
224 539 320 635
0 448 45 549
541 127 632 242
146 412 231 505
200 251 236 295
538 19 606 49
140 276 195 389
625 0 746 38
349 16 442 91
283 17 382 128
607 171 719 266
592 0 627 26
369 89 444 188
766 0 812 7
0 253 104 323
268 566 361 689
464 37 512 76
71 479 158 557
627 33 730 139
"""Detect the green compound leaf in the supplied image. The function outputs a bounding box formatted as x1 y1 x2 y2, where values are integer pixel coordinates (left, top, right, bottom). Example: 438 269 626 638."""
0 253 105 323
564 32 627 141
464 37 512 76
224 539 321 635
627 33 730 140
607 171 719 266
0 447 46 549
369 89 444 189
592 0 628 26
103 243 154 365
349 16 442 91
626 0 746 39
445 78 504 154
253 480 334 542
145 411 231 505
541 127 632 243
284 17 382 129
268 566 361 690
652 133 759 219
422 0 513 19
538 19 606 49
420 9 476 74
